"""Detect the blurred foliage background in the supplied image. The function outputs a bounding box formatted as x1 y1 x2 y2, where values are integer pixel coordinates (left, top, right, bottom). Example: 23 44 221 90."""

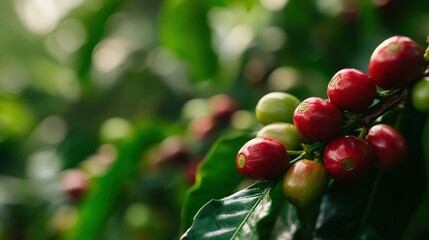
0 0 428 239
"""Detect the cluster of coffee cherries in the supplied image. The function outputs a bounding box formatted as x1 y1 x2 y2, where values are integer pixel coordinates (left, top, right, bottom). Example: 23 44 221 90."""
236 36 428 209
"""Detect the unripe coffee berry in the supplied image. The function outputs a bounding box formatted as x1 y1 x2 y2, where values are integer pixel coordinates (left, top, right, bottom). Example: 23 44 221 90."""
236 137 289 180
323 135 373 182
293 97 343 142
365 124 407 170
368 36 426 89
327 68 376 112
255 92 301 125
411 78 429 112
282 160 327 209
256 122 301 150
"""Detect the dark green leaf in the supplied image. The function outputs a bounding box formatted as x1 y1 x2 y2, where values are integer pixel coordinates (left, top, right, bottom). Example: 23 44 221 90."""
404 114 429 239
314 179 374 240
255 182 286 239
159 0 218 83
268 202 299 240
369 107 426 239
181 181 276 240
181 134 252 232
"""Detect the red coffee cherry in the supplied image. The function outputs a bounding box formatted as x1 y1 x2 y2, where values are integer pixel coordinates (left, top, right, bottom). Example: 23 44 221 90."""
365 124 407 170
327 68 376 112
209 94 239 124
282 160 328 209
187 115 217 140
236 137 289 180
150 136 191 168
184 156 204 185
61 169 90 201
293 97 343 142
323 135 374 182
368 36 426 89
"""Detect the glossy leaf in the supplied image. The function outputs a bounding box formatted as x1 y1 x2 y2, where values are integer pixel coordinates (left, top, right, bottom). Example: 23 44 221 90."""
268 202 299 240
181 134 252 232
181 181 276 239
160 0 218 83
255 182 287 239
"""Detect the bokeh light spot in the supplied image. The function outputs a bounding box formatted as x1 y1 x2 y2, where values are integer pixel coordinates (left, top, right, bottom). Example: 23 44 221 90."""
260 0 289 11
36 115 67 144
100 117 133 143
93 38 129 73
14 0 84 35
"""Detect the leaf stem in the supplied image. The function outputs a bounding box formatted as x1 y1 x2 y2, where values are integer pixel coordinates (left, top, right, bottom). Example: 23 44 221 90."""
358 127 369 139
289 152 307 165
376 89 400 99
306 142 327 155
424 35 429 63
287 150 305 156
356 171 383 239
362 89 409 126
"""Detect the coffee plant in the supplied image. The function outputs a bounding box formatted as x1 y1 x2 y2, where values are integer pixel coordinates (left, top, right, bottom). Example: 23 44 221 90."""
1 0 429 239
180 36 429 240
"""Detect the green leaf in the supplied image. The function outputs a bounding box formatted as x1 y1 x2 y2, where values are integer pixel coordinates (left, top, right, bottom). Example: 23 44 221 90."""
314 179 374 240
71 0 124 90
268 202 299 240
181 181 277 240
63 124 164 240
159 0 218 83
255 182 286 239
181 134 252 232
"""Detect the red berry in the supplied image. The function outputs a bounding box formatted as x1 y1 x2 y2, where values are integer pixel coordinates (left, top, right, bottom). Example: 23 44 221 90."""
236 137 289 180
293 97 343 142
184 156 204 185
323 135 373 182
209 94 239 124
152 136 191 168
327 68 376 112
368 36 426 89
61 169 90 201
187 115 217 140
365 124 407 170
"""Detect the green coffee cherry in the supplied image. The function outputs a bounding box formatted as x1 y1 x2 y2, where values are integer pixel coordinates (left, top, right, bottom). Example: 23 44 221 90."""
412 78 429 112
255 92 301 125
256 122 301 150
